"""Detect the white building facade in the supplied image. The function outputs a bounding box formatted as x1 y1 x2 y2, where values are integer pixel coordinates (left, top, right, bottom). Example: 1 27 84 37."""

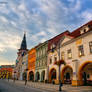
48 21 92 86
19 54 28 80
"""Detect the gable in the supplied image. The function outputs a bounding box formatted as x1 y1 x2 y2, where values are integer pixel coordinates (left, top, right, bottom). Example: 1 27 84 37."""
60 35 73 46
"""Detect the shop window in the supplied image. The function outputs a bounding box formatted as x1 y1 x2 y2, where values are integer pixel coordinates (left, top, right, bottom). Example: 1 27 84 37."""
89 41 92 54
67 49 72 59
61 52 65 60
78 45 84 57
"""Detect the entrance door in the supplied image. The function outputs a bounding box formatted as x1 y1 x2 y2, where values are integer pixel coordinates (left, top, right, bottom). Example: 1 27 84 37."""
62 66 73 84
41 71 45 82
29 71 34 81
65 73 71 84
83 72 87 85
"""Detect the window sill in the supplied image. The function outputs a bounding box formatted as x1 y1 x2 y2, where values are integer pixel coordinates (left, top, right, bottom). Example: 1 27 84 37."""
68 58 72 59
79 54 85 57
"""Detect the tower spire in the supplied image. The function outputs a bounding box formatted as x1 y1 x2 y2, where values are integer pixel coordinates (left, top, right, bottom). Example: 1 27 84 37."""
20 32 27 50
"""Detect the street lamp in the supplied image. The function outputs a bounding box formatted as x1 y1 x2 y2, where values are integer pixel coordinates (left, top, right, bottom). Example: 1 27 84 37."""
54 41 66 91
54 60 65 91
25 68 28 85
14 71 16 82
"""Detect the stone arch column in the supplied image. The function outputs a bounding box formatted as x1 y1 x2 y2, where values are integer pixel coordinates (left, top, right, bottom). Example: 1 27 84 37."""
49 65 59 84
78 61 92 86
49 68 58 83
72 59 79 86
61 65 73 84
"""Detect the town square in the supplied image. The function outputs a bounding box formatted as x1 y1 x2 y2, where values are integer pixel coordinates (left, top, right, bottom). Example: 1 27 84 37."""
0 0 92 92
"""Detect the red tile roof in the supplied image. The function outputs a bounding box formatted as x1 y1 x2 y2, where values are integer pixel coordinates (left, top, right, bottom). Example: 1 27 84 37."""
70 20 92 37
48 31 70 51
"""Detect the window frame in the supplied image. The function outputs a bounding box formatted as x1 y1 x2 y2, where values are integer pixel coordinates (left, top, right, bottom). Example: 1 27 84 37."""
61 51 65 60
89 41 92 54
78 45 84 57
67 49 72 59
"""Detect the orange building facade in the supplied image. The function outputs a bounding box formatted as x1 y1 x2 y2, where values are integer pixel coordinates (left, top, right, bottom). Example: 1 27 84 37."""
28 48 36 81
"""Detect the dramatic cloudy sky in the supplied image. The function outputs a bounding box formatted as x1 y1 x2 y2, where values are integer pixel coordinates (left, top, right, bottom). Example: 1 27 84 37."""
0 0 92 65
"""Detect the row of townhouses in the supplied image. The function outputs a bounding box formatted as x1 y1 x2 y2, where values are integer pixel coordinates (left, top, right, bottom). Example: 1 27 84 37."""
14 20 92 86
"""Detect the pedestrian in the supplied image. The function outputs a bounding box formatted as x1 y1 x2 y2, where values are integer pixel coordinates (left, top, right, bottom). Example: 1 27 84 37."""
59 80 63 91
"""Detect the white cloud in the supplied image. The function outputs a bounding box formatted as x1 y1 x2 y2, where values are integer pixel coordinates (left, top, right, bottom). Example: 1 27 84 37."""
0 57 14 65
73 0 81 12
18 2 26 11
30 31 47 41
81 10 92 22
0 16 8 23
40 38 46 43
0 31 21 52
10 21 17 27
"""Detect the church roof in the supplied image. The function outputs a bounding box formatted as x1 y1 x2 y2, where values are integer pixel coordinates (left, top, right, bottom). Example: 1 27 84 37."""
20 33 27 50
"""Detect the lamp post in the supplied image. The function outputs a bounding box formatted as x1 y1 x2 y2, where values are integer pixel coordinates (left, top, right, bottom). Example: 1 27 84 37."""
54 60 65 91
14 71 16 82
25 68 28 85
54 41 66 91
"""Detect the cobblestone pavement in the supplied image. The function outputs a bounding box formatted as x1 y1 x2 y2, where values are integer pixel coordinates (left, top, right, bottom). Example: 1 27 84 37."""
0 79 92 92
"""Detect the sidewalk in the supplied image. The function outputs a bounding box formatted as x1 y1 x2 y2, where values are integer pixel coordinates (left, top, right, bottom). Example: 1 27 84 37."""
7 79 92 92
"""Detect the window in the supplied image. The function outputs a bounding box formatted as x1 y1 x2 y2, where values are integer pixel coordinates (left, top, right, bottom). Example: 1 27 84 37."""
67 49 72 59
43 48 45 55
78 45 84 57
61 52 65 60
54 56 57 61
50 58 52 64
37 51 39 57
89 41 92 53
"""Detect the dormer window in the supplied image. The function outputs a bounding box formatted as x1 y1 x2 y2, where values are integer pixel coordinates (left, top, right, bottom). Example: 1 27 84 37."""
80 26 89 34
88 25 91 28
80 30 84 34
84 29 86 33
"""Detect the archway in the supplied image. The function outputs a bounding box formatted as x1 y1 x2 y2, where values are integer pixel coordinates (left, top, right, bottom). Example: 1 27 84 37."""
22 72 26 80
49 68 56 83
61 65 73 84
36 72 40 81
29 71 34 81
41 70 45 82
78 61 92 86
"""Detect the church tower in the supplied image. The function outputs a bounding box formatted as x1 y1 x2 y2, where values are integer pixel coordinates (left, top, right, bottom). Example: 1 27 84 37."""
17 33 28 61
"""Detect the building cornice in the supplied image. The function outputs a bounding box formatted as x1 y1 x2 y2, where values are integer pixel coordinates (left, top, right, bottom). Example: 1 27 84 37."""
61 30 92 47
